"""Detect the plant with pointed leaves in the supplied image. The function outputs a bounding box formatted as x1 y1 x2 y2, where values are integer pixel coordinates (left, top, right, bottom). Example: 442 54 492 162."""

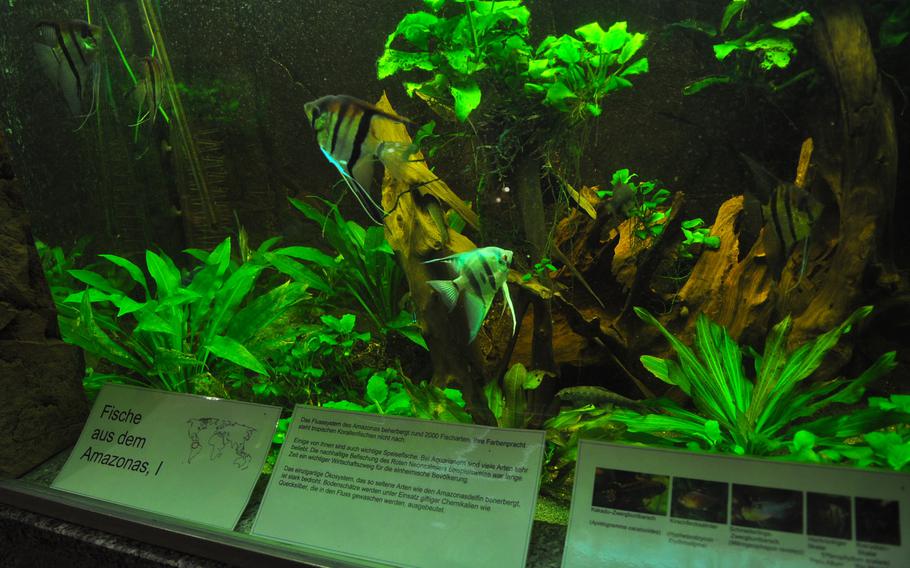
607 306 897 457
57 237 311 395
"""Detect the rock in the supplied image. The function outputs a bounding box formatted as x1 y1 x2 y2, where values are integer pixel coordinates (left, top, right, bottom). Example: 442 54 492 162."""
0 341 87 477
0 131 87 478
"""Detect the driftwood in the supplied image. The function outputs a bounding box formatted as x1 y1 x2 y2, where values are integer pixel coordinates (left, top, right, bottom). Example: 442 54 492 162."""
372 95 495 425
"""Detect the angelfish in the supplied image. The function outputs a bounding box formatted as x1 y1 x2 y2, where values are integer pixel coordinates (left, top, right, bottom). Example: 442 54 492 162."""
741 154 823 286
304 94 419 224
33 20 102 122
131 56 166 127
425 247 516 343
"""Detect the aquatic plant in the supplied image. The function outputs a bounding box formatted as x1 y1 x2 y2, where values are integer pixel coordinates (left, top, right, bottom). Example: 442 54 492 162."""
289 197 425 348
608 307 898 457
483 363 547 429
379 1 648 123
325 368 472 423
57 237 309 394
251 313 372 405
787 395 910 471
597 168 672 240
678 2 815 95
35 238 95 306
678 218 721 260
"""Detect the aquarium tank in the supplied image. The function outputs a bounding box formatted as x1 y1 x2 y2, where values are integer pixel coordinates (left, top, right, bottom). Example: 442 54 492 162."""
1 0 909 563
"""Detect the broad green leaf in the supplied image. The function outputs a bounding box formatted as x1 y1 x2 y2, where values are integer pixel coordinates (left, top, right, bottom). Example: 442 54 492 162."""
543 81 577 108
134 312 177 335
450 79 481 122
620 57 649 77
205 335 267 375
146 250 179 298
367 374 390 406
713 42 740 61
273 246 336 268
226 282 309 344
618 33 646 64
772 11 813 30
68 269 122 295
602 21 631 52
99 255 149 296
575 22 605 45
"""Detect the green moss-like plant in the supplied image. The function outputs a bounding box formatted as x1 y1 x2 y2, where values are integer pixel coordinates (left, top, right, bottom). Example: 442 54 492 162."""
608 306 898 458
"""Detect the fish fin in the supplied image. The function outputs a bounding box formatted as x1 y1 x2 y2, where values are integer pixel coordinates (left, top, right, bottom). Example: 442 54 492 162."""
73 62 100 131
319 148 386 224
427 279 460 312
739 153 781 202
350 153 376 194
335 95 414 125
423 251 464 270
463 291 490 343
501 280 516 336
786 238 810 293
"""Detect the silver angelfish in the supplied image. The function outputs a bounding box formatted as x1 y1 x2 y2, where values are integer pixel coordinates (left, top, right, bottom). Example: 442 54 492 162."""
425 246 516 343
33 20 102 124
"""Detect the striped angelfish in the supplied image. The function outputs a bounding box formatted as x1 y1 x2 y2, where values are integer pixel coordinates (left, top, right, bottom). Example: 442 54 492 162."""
303 95 417 224
425 246 516 343
741 154 823 286
761 181 823 280
33 20 102 123
131 56 166 127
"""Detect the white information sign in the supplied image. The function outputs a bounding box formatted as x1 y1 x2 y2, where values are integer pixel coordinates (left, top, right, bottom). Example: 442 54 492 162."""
252 405 546 568
52 383 280 528
563 440 910 568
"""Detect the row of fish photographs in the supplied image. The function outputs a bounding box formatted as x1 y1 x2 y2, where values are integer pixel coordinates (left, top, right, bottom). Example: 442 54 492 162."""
591 468 901 546
35 19 515 345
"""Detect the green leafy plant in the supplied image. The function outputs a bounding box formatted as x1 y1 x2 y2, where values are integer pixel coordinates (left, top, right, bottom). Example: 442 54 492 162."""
483 363 547 428
607 306 897 457
521 257 557 282
325 368 472 422
378 0 533 121
57 237 310 394
597 168 672 240
289 197 426 349
678 218 721 259
678 2 815 95
36 238 100 306
525 21 648 120
255 313 371 404
379 1 648 123
786 395 910 471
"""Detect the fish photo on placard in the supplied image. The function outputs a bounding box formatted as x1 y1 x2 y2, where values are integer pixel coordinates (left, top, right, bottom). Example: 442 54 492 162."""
807 493 852 540
670 477 729 524
855 498 901 546
591 468 669 516
732 484 803 534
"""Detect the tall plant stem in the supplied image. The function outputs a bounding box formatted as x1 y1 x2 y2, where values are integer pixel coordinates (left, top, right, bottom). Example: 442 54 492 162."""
464 0 481 63
138 0 217 227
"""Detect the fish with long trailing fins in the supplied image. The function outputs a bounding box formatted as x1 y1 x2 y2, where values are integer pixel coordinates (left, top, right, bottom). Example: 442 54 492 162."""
304 94 421 225
425 247 516 343
131 56 166 127
33 20 102 124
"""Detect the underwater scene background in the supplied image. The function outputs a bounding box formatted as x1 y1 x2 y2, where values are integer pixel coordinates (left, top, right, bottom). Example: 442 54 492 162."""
1 0 909 494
